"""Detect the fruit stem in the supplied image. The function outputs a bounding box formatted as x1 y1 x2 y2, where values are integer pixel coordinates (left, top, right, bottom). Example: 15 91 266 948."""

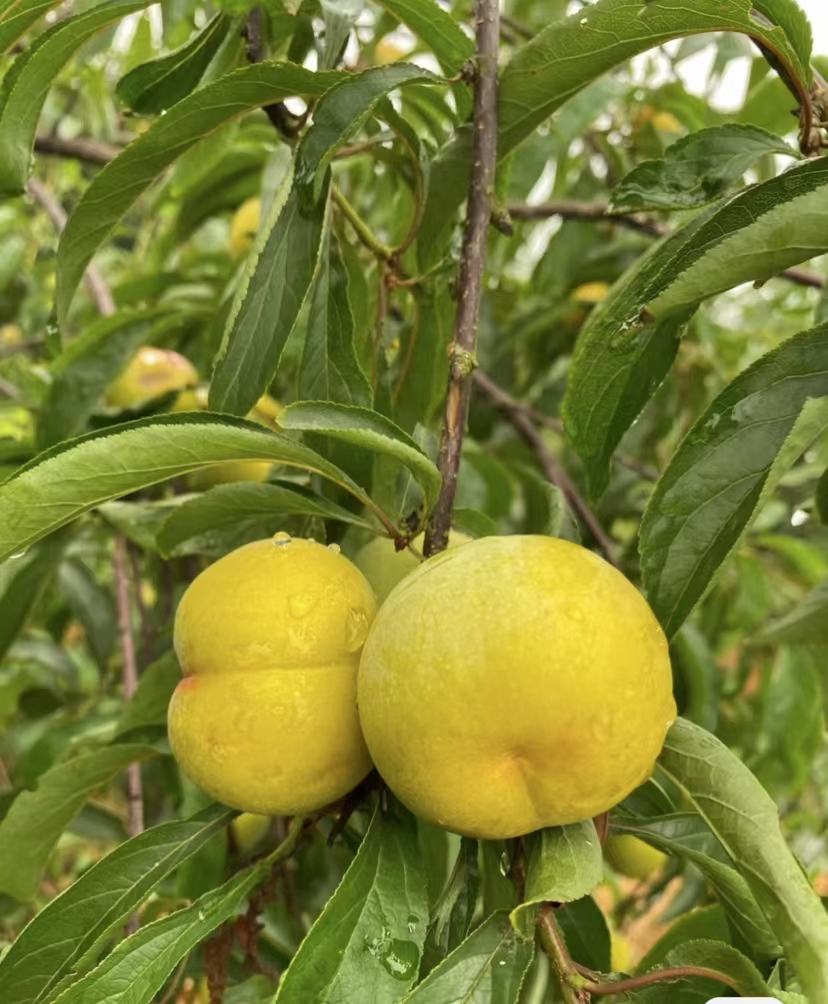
423 0 500 558
332 186 394 262
264 815 309 868
537 905 587 1004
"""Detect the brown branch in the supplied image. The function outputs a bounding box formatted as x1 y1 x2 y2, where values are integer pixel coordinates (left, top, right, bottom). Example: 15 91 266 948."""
473 371 620 569
114 537 143 853
507 199 825 289
114 534 143 942
582 966 742 996
424 0 500 557
537 907 587 1004
27 178 116 316
507 199 667 237
34 134 120 165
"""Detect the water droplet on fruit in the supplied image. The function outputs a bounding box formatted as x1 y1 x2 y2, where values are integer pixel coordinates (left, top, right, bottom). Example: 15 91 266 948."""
272 531 292 546
328 543 341 554
289 592 319 618
345 607 369 652
380 940 419 980
307 537 316 543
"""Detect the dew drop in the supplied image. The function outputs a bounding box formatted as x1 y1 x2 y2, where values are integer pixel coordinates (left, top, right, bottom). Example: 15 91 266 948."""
380 940 420 981
272 531 292 546
9 551 26 560
499 851 511 877
328 542 342 554
345 607 370 652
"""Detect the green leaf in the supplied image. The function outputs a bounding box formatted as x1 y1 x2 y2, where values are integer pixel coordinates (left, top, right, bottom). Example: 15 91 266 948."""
658 718 828 1002
0 744 160 901
421 837 479 976
209 164 329 417
0 0 153 199
0 529 70 662
646 159 828 320
319 0 362 70
613 813 781 960
567 154 828 500
761 646 824 792
816 465 828 521
50 843 285 1004
640 939 773 997
57 558 116 672
556 897 610 973
0 805 231 1004
393 281 455 433
56 63 343 328
275 803 428 1003
419 0 812 267
117 650 181 736
0 414 388 564
640 325 828 638
296 63 440 201
610 123 798 213
279 401 442 510
116 14 230 114
299 234 372 408
38 309 176 449
157 482 375 557
375 0 473 74
757 579 828 644
510 822 602 937
402 912 534 1003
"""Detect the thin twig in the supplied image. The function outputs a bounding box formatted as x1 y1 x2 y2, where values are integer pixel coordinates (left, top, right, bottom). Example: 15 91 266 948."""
244 9 302 139
581 966 742 996
114 535 143 935
27 178 116 316
424 0 500 557
473 371 620 568
507 199 667 237
507 199 826 289
34 134 121 165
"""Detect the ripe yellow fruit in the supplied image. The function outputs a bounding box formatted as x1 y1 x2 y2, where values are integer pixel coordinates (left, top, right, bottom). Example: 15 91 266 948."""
605 834 667 880
168 536 377 815
358 536 676 839
354 531 472 603
572 281 611 305
107 346 198 409
231 812 270 852
610 931 632 973
229 197 261 258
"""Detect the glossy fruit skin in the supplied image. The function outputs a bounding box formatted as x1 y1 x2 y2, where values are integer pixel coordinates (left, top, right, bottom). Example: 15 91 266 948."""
229 197 261 258
354 531 471 603
358 535 676 839
107 346 198 409
231 812 270 852
605 834 667 880
169 536 377 815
